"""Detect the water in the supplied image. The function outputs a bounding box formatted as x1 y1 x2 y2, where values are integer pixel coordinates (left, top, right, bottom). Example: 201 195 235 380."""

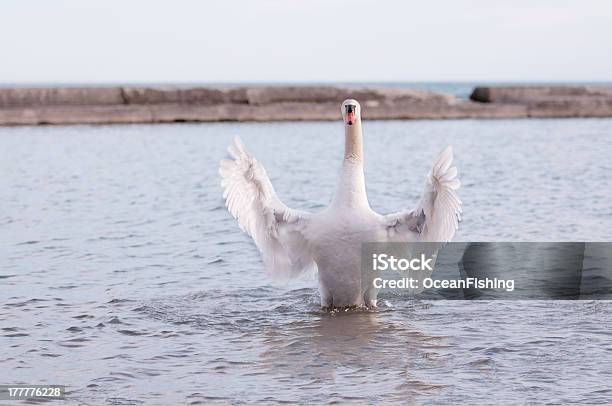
1 119 612 404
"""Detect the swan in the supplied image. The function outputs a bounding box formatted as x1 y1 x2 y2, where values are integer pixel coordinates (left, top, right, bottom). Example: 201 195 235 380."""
219 99 462 308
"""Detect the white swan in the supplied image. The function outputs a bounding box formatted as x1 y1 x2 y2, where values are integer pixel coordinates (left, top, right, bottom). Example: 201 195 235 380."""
220 99 462 308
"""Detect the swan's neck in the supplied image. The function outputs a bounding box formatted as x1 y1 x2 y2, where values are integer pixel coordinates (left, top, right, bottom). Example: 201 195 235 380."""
344 121 363 162
331 121 369 210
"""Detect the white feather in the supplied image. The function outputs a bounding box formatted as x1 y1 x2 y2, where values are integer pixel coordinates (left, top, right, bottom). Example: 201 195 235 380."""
385 146 462 243
219 137 315 283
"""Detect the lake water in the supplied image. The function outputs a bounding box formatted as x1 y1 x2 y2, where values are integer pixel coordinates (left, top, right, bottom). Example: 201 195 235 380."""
1 118 612 404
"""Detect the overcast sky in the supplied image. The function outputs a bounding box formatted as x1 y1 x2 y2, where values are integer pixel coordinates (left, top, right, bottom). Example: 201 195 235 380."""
2 0 612 84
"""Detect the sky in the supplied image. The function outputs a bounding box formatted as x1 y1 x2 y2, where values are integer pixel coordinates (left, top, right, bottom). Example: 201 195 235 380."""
1 0 612 84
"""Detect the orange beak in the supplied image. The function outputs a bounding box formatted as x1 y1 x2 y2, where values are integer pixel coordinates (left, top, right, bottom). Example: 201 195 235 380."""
346 111 356 125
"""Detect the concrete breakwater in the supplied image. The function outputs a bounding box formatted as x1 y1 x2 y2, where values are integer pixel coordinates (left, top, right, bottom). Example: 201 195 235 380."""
0 85 611 125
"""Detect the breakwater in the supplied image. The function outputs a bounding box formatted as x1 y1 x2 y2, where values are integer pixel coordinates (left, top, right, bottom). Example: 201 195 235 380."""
0 85 611 125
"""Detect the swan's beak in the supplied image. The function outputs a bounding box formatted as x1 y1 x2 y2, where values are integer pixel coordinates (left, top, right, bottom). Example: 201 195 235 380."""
345 105 356 126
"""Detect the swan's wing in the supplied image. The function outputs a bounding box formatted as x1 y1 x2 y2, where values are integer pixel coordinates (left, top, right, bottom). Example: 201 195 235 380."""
385 146 462 243
219 136 315 283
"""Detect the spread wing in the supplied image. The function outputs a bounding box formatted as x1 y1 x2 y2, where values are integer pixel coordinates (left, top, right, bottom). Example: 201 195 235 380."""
219 137 315 282
385 146 462 243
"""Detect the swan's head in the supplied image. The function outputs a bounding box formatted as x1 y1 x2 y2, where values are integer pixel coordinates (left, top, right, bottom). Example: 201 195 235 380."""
341 99 361 126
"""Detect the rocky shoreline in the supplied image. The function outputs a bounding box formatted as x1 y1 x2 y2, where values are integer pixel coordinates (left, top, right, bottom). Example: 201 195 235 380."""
0 85 611 125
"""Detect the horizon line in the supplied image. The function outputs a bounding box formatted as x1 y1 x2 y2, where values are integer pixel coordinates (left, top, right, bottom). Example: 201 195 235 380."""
1 79 612 88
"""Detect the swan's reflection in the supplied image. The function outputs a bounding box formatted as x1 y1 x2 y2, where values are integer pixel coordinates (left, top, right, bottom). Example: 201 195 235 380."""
256 308 449 401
